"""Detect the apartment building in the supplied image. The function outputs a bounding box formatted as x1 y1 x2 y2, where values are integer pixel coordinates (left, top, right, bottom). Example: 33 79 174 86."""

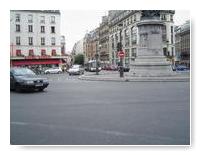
10 10 65 68
99 16 109 67
175 20 190 67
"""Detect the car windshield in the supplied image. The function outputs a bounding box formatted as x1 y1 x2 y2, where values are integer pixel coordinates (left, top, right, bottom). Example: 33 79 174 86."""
12 68 35 76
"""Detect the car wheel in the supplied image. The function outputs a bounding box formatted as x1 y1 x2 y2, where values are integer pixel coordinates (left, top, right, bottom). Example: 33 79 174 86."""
39 88 45 91
46 71 50 74
58 71 61 74
14 83 21 93
15 87 21 93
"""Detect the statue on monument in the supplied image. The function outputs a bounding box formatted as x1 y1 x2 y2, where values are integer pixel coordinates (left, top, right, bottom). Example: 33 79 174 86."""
141 10 161 19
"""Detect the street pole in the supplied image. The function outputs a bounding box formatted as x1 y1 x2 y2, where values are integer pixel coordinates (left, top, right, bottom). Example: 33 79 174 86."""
119 57 124 77
95 41 99 75
118 25 124 78
96 53 99 75
10 43 14 67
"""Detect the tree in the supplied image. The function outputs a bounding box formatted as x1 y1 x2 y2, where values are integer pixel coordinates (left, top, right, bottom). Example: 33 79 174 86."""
74 54 84 65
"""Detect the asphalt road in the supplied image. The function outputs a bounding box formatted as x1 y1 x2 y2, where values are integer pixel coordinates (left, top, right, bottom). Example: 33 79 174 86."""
10 73 190 145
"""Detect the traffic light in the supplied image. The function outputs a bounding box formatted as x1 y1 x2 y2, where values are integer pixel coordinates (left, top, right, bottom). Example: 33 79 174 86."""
117 42 122 51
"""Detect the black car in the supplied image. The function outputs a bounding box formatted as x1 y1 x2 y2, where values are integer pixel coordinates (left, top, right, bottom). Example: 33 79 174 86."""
117 66 130 72
10 67 49 92
123 67 130 72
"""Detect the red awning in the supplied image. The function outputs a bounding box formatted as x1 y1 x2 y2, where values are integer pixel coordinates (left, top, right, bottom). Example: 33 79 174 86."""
12 59 60 66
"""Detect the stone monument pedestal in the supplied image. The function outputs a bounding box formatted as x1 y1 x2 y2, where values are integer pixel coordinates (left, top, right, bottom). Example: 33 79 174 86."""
131 20 173 77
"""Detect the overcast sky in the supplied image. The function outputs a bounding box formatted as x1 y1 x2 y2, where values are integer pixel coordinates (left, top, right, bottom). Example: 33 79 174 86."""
61 10 190 52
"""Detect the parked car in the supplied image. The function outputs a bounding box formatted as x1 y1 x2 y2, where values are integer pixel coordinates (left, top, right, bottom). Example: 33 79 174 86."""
68 65 84 75
105 66 118 71
10 67 49 92
44 67 62 74
116 66 130 72
172 66 189 71
123 67 130 72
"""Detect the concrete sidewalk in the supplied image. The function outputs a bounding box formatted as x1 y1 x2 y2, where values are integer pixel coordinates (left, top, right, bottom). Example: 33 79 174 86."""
79 71 190 82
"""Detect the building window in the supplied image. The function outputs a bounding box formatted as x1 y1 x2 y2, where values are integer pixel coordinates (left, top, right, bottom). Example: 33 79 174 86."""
125 49 130 57
161 14 166 20
170 15 173 22
130 16 133 24
171 47 174 56
52 50 57 56
127 18 129 25
131 48 136 58
163 48 167 56
125 38 130 47
16 25 20 32
41 26 45 33
131 34 137 45
51 16 55 23
28 25 33 32
15 13 20 22
112 51 114 58
28 37 33 45
131 26 137 35
41 38 45 45
125 29 130 47
51 37 56 45
171 34 174 44
28 14 33 23
134 14 136 22
115 34 118 43
51 26 55 33
123 20 126 27
125 29 129 37
16 37 20 45
41 50 46 56
40 16 45 23
111 36 114 50
171 26 174 34
162 25 167 42
29 50 34 56
115 51 118 58
16 50 22 56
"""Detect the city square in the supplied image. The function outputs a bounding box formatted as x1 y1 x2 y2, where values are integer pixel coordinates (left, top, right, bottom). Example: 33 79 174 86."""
9 10 190 146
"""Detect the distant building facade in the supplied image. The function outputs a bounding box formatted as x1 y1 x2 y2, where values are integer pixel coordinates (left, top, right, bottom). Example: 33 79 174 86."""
61 35 66 55
10 10 66 68
175 20 190 67
71 39 84 64
83 28 99 63
99 16 109 67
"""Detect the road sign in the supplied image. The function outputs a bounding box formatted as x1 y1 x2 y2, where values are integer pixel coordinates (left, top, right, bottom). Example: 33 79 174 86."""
118 51 125 58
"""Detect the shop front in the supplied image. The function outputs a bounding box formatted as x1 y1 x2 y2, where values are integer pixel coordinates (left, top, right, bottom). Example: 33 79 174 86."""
11 56 67 72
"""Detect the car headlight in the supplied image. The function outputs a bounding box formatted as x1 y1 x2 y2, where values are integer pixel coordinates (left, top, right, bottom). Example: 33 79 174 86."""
43 79 49 83
25 80 34 84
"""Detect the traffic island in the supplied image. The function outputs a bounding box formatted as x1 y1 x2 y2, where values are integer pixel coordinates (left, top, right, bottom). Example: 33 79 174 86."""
79 73 190 82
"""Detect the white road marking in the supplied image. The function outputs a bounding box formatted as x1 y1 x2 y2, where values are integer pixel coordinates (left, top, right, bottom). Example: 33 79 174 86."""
10 121 172 140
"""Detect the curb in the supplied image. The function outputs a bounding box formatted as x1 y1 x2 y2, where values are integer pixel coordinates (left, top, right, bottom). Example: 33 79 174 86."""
79 75 190 82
